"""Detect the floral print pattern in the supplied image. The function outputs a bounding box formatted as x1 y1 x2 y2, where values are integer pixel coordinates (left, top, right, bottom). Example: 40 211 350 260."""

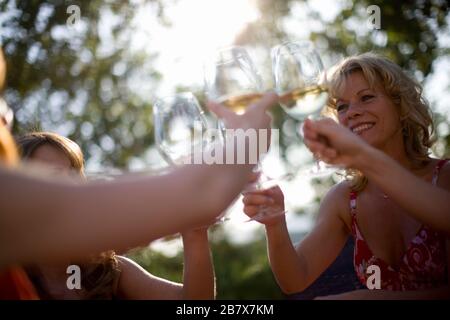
350 159 449 291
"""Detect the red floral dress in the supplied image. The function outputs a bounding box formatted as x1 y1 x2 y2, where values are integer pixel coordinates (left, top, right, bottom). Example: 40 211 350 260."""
350 159 449 291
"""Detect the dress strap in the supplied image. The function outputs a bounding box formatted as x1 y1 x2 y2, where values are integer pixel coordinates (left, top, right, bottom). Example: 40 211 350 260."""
432 159 449 186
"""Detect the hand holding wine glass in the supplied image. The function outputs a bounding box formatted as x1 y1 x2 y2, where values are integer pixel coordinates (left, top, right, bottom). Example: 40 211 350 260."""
153 92 229 225
242 181 286 225
204 46 264 116
272 41 328 119
204 46 285 221
204 46 274 164
302 117 369 169
271 40 335 177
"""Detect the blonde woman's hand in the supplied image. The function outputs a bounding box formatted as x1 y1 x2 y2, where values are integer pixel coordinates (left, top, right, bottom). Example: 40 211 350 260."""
302 118 371 169
242 185 285 226
207 92 278 132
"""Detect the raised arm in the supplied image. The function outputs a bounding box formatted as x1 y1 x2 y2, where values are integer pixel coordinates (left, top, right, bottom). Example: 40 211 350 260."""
0 93 278 267
0 162 240 267
303 118 450 234
116 228 214 300
115 255 183 300
242 183 350 294
180 228 215 299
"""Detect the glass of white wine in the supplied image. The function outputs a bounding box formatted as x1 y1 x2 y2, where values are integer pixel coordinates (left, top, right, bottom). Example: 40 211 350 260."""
204 46 264 114
153 92 232 223
204 46 286 222
271 40 335 177
153 92 211 166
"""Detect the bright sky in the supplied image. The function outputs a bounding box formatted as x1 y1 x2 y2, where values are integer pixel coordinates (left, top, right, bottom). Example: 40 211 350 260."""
132 0 260 96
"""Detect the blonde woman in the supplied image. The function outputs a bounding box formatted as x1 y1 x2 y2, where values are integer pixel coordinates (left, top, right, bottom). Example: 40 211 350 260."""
243 53 449 299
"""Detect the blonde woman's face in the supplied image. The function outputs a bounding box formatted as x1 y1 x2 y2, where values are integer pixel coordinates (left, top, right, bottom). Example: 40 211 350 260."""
30 144 73 177
334 71 402 149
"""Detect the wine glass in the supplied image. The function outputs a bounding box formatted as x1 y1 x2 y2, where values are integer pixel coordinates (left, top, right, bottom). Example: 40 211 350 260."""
204 46 264 128
153 92 229 223
153 92 211 166
271 40 335 177
204 46 286 222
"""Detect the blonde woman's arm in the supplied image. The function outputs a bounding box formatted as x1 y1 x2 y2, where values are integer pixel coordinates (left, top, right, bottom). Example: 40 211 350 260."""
303 118 450 234
242 183 350 294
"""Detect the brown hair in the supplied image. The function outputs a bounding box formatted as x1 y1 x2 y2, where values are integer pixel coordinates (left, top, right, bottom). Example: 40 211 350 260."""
17 132 121 299
326 53 435 191
17 132 85 178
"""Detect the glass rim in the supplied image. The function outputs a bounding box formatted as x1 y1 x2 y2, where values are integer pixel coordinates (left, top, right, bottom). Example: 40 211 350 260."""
153 91 201 107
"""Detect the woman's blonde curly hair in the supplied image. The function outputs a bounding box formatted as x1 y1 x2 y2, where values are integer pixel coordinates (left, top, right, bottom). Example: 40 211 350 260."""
326 53 435 191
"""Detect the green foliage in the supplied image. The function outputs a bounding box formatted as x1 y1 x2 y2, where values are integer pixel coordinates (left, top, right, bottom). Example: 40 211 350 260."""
126 231 284 299
127 245 184 284
211 232 283 299
1 0 165 168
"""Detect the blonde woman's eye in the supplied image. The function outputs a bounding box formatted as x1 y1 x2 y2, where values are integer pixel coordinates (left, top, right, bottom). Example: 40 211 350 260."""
361 95 374 102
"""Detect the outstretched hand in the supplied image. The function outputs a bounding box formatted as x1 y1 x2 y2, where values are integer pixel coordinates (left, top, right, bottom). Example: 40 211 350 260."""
241 172 286 226
207 92 278 163
207 92 278 132
302 118 371 169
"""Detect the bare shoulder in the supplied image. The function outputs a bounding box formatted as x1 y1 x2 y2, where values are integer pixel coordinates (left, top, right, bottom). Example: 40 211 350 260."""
322 180 352 209
116 255 147 274
318 180 352 231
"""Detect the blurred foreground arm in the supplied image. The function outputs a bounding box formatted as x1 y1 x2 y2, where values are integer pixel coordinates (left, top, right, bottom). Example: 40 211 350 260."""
0 93 278 267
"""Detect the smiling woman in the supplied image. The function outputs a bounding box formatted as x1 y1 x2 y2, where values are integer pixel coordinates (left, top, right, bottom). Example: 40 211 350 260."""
327 53 435 191
242 53 450 299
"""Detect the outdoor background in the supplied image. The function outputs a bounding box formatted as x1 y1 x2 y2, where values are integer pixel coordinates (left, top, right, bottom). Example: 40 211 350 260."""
0 0 449 299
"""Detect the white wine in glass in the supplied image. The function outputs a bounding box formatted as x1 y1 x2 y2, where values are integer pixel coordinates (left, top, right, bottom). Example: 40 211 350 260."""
204 46 263 115
217 92 264 115
272 40 335 177
205 46 286 222
279 85 328 117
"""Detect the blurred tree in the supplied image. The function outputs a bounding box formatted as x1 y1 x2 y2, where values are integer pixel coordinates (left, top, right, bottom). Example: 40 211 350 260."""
0 0 166 169
239 0 449 74
126 229 284 299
